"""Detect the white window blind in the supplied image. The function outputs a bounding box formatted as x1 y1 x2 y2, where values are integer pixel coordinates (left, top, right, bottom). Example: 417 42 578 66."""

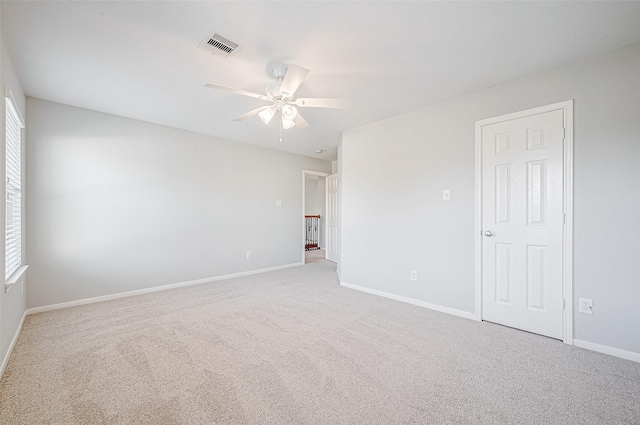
5 90 24 280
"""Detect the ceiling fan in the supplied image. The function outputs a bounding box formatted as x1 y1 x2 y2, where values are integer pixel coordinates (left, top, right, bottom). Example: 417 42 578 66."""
205 64 352 132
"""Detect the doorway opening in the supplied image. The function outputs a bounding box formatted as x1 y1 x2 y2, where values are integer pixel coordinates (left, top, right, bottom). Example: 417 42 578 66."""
302 171 329 264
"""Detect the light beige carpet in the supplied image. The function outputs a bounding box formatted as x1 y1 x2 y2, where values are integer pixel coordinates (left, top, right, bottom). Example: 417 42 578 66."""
305 248 325 264
1 260 639 424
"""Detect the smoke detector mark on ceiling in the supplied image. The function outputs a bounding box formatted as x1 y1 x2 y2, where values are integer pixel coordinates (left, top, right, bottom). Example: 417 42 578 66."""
198 31 241 58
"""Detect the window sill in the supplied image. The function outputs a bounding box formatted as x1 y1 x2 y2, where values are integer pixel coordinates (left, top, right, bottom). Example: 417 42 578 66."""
5 265 28 293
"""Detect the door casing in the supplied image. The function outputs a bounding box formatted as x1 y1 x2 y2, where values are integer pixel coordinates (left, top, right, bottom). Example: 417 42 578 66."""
325 173 339 264
474 100 574 344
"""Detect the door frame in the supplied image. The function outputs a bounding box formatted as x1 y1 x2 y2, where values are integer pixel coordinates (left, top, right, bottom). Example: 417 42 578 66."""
474 100 574 344
302 170 330 264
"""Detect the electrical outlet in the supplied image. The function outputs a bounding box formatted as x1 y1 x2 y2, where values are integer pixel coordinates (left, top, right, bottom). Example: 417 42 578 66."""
246 251 252 260
578 298 593 314
410 270 418 281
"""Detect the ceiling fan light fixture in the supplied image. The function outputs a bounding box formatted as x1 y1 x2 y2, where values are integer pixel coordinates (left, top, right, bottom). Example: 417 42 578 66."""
258 107 276 124
282 104 298 120
282 117 295 129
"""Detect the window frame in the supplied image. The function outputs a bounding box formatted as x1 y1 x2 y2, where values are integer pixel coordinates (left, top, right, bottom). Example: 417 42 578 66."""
4 88 26 285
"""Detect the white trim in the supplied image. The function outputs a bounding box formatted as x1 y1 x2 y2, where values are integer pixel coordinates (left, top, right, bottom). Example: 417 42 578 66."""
26 262 303 315
4 87 25 128
0 311 27 380
474 100 574 344
474 119 483 322
301 170 330 264
562 102 574 344
340 281 476 321
303 170 331 178
4 265 28 293
574 339 640 363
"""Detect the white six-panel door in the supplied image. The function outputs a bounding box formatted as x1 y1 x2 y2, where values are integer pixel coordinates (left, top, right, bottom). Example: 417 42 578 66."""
481 109 565 339
326 174 339 263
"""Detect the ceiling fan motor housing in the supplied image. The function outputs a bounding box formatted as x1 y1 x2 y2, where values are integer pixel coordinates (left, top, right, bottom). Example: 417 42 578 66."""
265 82 283 100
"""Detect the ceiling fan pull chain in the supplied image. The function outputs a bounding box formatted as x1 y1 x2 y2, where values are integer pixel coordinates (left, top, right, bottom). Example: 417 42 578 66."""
279 114 283 142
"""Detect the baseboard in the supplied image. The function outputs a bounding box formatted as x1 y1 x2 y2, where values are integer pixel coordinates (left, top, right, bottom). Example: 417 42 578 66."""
573 339 640 363
26 262 304 315
11 266 637 379
339 282 640 363
340 281 476 320
0 310 27 381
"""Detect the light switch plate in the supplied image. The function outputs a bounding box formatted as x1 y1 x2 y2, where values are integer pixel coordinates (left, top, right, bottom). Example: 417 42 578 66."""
276 200 283 207
443 190 451 201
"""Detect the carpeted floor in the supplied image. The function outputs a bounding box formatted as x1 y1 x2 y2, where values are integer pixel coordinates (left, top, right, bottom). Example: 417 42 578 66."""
1 260 639 424
305 248 325 264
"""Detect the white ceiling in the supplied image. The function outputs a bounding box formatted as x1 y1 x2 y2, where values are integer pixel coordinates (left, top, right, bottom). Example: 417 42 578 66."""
3 1 640 160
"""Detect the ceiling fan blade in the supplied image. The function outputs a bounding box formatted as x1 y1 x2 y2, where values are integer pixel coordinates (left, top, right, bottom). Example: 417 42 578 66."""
293 113 309 129
232 106 270 122
294 98 353 109
205 83 269 101
279 64 310 98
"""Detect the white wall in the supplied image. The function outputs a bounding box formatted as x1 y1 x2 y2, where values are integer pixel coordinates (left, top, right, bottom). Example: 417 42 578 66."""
26 99 331 308
305 176 319 214
0 22 27 372
341 43 640 355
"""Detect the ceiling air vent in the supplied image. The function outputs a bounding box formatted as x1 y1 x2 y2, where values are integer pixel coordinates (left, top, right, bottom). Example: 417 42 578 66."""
198 31 241 58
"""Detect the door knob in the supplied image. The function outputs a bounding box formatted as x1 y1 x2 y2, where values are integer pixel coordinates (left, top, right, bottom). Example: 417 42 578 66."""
484 231 494 237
